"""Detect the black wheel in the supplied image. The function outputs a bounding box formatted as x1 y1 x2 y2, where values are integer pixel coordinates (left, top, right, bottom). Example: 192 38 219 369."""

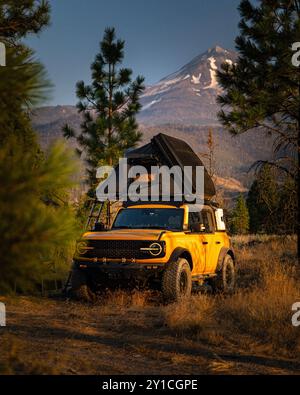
70 269 96 302
211 254 236 294
162 258 192 302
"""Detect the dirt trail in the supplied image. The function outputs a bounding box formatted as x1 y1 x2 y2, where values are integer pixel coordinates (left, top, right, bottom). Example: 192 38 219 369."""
0 296 299 375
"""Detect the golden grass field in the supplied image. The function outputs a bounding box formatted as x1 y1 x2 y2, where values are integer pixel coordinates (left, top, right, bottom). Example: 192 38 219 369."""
0 235 299 375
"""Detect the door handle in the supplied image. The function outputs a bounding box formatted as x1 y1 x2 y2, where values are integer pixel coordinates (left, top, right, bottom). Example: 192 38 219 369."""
202 241 208 245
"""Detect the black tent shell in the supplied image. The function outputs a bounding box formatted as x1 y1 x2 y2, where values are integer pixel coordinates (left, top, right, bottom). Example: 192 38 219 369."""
126 133 216 201
97 133 216 203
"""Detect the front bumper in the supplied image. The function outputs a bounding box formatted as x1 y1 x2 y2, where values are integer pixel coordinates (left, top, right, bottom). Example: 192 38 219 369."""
73 259 166 281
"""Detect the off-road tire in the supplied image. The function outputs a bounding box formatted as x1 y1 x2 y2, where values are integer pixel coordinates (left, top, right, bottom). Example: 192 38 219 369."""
162 258 192 302
70 269 96 302
211 254 235 294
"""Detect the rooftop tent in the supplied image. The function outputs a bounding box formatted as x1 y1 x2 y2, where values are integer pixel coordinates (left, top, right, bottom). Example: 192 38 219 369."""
96 133 216 202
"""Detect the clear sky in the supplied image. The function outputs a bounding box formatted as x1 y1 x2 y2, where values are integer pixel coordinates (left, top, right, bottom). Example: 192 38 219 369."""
26 0 241 105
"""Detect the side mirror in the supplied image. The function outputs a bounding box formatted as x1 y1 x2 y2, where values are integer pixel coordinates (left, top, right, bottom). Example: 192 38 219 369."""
191 223 206 233
93 222 107 231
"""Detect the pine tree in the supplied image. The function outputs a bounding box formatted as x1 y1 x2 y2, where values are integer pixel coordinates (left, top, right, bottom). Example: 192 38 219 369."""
0 1 80 293
0 45 51 150
217 0 299 160
205 128 216 179
276 175 298 234
0 0 51 151
0 0 50 42
217 0 299 235
63 27 145 192
247 164 297 234
247 165 279 233
230 194 250 235
0 140 80 293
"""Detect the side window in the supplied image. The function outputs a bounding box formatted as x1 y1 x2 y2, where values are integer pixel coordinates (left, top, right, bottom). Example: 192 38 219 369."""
188 211 201 227
202 210 215 233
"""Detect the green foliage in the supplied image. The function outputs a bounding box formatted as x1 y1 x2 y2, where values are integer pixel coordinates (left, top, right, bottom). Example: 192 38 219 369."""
247 165 279 233
0 1 81 293
0 139 80 293
247 165 298 234
217 0 299 155
63 27 145 191
0 46 52 148
217 0 299 235
0 1 52 151
0 0 50 42
230 194 250 235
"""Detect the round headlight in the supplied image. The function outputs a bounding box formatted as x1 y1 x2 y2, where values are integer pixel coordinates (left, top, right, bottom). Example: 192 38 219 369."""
76 241 88 255
148 242 163 256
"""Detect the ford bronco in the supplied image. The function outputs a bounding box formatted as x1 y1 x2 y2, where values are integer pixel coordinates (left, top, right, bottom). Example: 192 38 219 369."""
70 202 235 302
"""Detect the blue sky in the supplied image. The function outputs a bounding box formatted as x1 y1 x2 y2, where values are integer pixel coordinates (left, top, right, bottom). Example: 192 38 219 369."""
26 0 241 105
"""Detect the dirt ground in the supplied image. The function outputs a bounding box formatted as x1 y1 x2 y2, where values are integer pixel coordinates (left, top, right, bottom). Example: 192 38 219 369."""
0 236 299 375
0 294 299 375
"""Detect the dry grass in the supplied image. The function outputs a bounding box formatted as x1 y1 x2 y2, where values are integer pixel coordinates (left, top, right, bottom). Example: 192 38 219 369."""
219 266 299 355
0 334 60 374
102 289 150 308
162 235 300 358
0 235 299 374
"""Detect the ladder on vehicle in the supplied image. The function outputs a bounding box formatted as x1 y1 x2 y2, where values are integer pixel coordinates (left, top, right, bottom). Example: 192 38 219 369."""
63 199 105 295
85 199 104 230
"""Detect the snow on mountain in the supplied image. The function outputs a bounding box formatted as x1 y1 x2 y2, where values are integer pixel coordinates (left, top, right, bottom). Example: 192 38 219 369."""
203 57 218 90
138 45 236 125
142 98 162 110
191 73 201 84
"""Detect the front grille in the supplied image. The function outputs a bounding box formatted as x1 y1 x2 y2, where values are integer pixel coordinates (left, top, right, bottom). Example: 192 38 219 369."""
81 240 165 259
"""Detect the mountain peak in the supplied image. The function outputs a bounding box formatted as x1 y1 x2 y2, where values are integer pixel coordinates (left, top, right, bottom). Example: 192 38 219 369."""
207 45 227 54
139 45 237 124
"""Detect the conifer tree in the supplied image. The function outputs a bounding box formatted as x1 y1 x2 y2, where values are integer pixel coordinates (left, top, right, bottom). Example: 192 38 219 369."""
0 0 50 42
247 165 279 233
0 0 51 151
247 164 297 234
63 27 145 192
204 128 216 179
217 0 299 235
217 0 299 162
230 194 250 234
0 1 80 293
0 141 79 293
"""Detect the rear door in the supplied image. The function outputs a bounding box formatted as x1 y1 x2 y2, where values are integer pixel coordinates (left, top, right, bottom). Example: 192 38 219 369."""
201 208 222 273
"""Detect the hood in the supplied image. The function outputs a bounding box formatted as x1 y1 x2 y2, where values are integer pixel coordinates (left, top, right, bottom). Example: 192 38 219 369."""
82 229 166 241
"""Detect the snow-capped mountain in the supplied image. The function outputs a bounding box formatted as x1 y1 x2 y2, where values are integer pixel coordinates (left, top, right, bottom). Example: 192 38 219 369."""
31 45 274 197
138 45 236 125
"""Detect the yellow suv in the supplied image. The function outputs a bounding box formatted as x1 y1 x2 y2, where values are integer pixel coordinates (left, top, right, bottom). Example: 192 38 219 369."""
70 202 235 302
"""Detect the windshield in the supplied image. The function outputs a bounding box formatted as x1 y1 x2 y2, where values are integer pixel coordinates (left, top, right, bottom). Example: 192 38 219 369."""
112 208 184 231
